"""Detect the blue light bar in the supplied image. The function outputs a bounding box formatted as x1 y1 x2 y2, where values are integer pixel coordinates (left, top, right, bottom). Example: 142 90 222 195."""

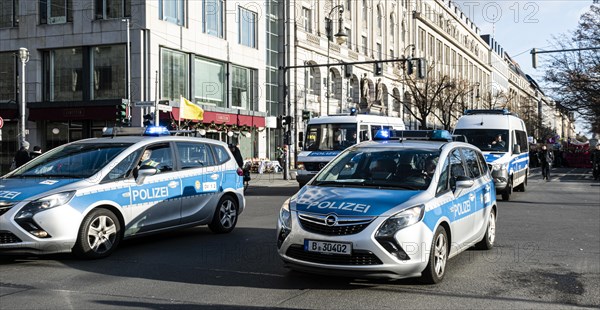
374 129 390 140
144 126 170 136
374 130 452 142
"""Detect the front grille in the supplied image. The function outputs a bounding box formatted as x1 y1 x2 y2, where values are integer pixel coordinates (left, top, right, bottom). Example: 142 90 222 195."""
298 212 375 236
286 244 383 265
304 162 328 172
0 231 22 244
0 202 16 217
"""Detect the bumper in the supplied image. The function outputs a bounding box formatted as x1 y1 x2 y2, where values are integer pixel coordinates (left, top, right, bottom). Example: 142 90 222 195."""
277 213 433 280
491 169 509 192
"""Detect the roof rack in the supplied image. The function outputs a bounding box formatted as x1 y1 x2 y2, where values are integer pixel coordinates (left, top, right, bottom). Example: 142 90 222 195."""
373 130 452 142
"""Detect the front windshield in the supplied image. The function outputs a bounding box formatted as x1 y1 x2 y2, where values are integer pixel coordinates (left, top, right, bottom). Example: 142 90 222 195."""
9 143 132 178
454 129 509 152
304 123 357 151
313 147 441 190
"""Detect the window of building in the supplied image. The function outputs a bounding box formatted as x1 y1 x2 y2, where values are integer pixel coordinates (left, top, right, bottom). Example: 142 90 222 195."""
40 0 73 24
160 48 189 100
376 43 382 60
346 0 351 13
376 7 382 35
159 0 184 26
362 35 368 55
0 0 19 28
362 0 367 25
203 0 223 38
95 0 130 19
239 6 257 48
307 67 320 96
231 65 256 110
389 15 395 44
302 7 312 33
91 45 127 100
193 56 225 107
43 48 83 101
346 27 352 49
0 52 16 101
389 49 394 59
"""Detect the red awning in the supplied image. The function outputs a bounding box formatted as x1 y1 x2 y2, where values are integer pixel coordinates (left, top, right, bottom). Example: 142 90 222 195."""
165 108 265 127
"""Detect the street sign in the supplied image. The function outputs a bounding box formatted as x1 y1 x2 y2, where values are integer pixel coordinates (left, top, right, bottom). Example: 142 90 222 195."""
157 104 172 112
0 116 3 129
134 101 155 107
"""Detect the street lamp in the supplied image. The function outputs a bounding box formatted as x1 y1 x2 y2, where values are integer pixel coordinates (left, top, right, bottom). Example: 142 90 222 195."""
18 47 29 147
401 44 415 128
326 5 347 115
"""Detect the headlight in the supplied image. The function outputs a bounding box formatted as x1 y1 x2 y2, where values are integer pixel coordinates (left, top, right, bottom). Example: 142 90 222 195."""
491 163 508 171
15 191 75 220
279 198 292 230
297 162 305 170
376 205 424 238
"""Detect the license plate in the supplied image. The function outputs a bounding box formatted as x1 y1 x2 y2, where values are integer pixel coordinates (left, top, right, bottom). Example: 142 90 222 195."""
304 240 352 255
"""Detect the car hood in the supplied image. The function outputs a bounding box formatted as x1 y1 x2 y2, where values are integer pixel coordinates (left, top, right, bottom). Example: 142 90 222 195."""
292 185 421 217
483 152 509 164
0 178 81 202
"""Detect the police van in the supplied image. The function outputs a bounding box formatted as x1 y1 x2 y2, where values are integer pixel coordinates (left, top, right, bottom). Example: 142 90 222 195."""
0 127 245 258
277 130 497 283
453 109 529 201
296 114 405 187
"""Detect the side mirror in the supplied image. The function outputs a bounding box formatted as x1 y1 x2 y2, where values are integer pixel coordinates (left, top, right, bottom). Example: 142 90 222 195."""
134 165 158 185
513 144 521 154
455 175 474 188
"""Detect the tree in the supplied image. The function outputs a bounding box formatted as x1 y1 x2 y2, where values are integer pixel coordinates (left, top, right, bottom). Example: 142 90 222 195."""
544 5 600 134
433 79 477 130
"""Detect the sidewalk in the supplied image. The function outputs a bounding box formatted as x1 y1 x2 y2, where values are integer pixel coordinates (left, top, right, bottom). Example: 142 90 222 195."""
247 171 299 188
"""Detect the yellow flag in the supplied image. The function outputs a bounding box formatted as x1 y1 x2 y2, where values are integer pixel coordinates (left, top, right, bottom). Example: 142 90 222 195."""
180 96 204 120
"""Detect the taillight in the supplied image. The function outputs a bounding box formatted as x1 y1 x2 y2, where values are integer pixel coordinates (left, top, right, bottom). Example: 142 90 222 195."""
237 168 244 176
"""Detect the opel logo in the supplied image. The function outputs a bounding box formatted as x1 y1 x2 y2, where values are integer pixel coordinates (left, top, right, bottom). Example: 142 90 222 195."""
324 214 338 226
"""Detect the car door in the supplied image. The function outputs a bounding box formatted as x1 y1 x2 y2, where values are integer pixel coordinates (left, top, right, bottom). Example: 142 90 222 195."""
447 148 474 248
176 141 222 224
462 147 488 243
128 142 182 233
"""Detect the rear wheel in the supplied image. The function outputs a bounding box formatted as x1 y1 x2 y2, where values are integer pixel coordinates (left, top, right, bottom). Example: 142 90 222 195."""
208 196 238 233
475 209 496 250
73 208 122 259
420 226 448 284
501 176 513 201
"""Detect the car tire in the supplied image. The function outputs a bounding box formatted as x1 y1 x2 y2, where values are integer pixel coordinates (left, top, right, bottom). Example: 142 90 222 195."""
73 208 122 259
420 226 448 284
208 195 239 234
515 172 527 192
475 209 496 250
501 176 512 201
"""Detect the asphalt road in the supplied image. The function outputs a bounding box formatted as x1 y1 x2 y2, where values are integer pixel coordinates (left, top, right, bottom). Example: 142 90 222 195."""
1 168 599 309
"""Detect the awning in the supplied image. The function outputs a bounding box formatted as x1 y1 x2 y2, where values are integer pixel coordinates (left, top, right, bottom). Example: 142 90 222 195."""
165 108 265 127
27 100 123 121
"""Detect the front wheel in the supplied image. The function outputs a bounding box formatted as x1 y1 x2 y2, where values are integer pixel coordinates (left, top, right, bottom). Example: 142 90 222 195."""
515 173 527 192
73 208 122 259
475 209 496 250
420 226 449 284
208 196 239 233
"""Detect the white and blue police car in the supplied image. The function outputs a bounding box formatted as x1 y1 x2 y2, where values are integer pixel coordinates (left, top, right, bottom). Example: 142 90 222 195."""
0 127 245 258
277 130 497 283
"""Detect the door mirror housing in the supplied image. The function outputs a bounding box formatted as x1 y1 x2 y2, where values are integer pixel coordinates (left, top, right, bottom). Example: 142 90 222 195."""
455 175 474 188
513 144 521 154
133 165 159 185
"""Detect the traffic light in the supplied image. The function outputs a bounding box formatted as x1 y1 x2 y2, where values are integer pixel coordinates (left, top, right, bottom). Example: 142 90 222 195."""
302 110 312 120
418 58 427 80
143 113 154 126
374 62 383 76
282 115 292 126
531 48 538 69
116 99 128 125
406 59 414 75
283 130 291 145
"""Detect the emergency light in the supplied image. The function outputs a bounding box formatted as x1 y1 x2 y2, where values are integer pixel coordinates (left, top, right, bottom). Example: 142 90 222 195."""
373 130 452 142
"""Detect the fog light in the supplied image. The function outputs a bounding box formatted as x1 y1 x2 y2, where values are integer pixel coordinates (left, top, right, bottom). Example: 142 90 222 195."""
30 230 50 238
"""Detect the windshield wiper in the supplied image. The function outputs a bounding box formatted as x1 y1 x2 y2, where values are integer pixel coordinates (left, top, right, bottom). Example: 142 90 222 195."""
313 180 347 187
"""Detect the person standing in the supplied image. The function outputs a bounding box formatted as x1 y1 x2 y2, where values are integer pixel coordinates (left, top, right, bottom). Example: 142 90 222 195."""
14 141 31 168
591 144 600 181
538 145 554 181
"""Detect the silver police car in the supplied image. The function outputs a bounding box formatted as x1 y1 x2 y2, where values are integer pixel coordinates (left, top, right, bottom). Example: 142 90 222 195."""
277 130 497 283
0 128 245 258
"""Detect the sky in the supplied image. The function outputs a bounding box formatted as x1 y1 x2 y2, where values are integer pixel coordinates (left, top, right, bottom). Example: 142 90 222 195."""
453 0 595 134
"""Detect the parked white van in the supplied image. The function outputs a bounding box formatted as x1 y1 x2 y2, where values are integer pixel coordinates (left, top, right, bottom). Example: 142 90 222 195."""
453 109 529 201
296 114 405 187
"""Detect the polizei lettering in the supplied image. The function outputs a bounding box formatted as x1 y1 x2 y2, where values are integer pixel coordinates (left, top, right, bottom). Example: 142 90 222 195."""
132 186 169 202
305 201 371 213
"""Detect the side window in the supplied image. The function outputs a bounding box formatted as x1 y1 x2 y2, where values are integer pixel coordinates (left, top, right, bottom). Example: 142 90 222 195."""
463 148 482 178
449 148 466 191
176 142 216 169
516 130 529 152
104 149 143 182
370 125 382 139
359 125 369 142
143 143 174 173
477 151 489 175
436 158 450 195
212 145 231 164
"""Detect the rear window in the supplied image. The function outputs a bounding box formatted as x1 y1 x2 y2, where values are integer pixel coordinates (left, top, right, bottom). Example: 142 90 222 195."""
212 145 231 164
